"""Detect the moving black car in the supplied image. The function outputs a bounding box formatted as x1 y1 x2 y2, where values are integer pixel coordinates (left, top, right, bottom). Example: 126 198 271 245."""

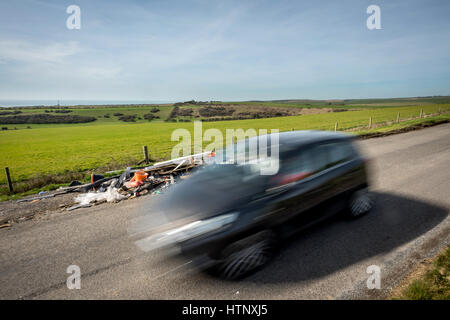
134 130 373 279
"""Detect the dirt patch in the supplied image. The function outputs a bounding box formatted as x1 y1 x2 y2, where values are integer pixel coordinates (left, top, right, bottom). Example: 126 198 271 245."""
0 191 76 225
299 107 333 115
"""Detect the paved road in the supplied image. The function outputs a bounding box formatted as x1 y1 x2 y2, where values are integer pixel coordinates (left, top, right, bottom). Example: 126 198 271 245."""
1 124 449 299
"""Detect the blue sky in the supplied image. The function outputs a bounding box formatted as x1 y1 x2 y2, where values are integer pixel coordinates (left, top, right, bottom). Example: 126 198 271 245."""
0 0 449 101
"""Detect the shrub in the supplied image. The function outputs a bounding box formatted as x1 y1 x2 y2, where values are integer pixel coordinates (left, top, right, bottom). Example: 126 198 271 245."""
118 114 137 122
144 113 158 121
198 106 235 117
167 106 179 120
177 108 193 116
53 110 72 113
0 114 97 124
0 110 22 116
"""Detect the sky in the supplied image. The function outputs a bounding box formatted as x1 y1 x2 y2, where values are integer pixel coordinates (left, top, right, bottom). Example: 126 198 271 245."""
0 0 449 101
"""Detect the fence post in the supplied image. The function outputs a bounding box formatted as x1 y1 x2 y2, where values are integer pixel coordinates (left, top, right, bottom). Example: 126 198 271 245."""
368 116 372 129
396 112 400 123
439 107 442 114
5 167 13 194
420 109 423 118
143 145 149 164
334 122 338 132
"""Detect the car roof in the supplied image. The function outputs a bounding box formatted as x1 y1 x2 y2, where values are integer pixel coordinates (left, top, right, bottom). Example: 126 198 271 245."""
248 130 353 148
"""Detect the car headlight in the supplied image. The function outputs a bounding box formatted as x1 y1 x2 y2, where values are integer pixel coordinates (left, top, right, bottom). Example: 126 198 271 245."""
135 212 238 252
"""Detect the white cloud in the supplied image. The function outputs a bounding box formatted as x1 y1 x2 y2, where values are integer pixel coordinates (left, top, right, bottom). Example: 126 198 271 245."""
0 40 81 64
78 66 121 79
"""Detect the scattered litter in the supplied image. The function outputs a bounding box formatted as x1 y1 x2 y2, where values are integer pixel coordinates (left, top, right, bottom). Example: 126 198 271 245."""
18 151 213 211
127 170 148 188
73 186 127 206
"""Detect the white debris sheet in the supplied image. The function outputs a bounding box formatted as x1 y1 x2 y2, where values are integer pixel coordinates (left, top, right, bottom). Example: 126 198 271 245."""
74 186 127 206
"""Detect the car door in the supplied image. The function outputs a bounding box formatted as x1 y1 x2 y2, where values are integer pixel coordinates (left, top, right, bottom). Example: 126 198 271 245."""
319 139 363 213
264 143 332 229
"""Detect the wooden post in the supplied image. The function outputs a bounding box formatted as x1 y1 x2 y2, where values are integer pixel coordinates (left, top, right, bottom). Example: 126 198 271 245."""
420 109 423 118
143 145 149 164
439 107 442 114
396 112 400 123
369 116 372 129
5 167 13 194
334 122 338 132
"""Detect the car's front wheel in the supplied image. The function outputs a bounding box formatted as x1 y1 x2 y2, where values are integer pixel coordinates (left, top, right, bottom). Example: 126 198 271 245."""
215 230 277 280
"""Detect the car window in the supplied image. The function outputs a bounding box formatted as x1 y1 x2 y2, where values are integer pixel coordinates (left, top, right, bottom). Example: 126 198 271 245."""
309 144 329 172
281 141 355 175
273 140 357 186
326 141 356 167
278 145 327 180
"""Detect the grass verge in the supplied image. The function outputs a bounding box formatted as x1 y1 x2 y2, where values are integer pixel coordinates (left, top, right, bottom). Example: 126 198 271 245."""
356 113 450 138
392 246 450 300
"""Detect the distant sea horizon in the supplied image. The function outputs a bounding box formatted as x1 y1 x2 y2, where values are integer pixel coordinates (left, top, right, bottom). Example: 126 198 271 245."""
0 99 176 107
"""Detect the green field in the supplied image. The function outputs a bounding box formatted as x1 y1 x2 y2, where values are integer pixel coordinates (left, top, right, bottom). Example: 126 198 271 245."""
1 103 449 197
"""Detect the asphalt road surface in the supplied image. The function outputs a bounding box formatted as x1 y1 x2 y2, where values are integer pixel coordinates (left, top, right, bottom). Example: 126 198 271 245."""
1 124 449 299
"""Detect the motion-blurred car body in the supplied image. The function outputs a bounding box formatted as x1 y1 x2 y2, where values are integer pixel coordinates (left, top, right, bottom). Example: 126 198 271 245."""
134 131 373 279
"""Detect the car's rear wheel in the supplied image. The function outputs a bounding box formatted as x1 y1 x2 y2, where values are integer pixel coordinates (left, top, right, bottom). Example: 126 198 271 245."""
215 230 276 280
347 187 374 218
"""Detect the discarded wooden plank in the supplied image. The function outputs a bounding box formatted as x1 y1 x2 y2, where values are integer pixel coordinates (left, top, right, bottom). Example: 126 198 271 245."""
171 160 186 172
66 203 92 211
144 151 212 171
17 193 58 203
